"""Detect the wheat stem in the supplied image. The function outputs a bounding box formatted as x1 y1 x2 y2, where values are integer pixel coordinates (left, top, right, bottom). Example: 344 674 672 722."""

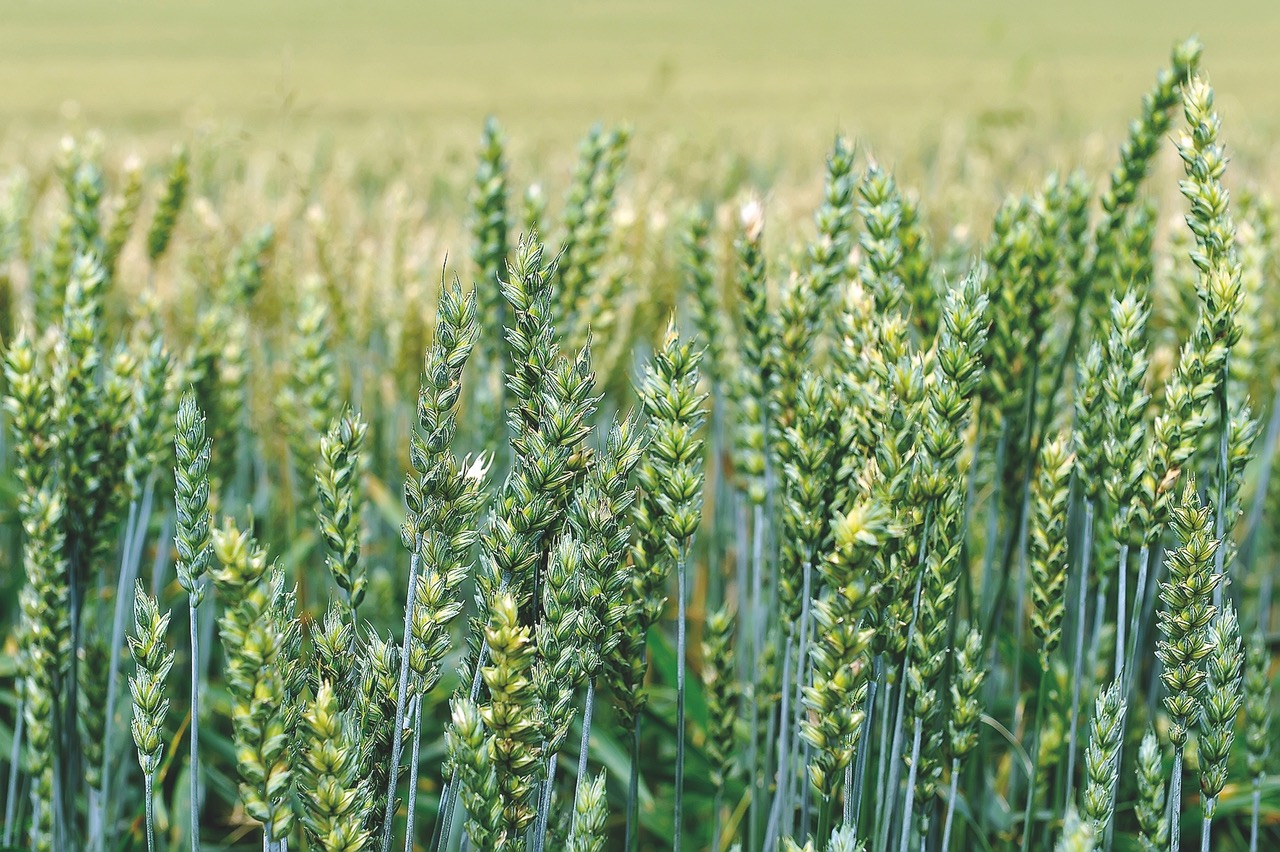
381 548 421 851
1166 751 1183 852
1251 782 1261 852
1065 500 1093 811
188 599 201 848
143 772 156 852
626 716 641 852
898 723 923 852
941 758 961 850
674 542 689 852
765 622 797 851
576 680 596 803
100 478 156 840
404 693 424 851
850 657 880 831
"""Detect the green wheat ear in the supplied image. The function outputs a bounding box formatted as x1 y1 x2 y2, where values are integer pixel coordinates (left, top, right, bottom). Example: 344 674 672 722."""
480 590 544 840
287 277 339 499
300 679 372 852
447 697 504 850
77 636 109 792
702 604 740 791
316 408 368 622
102 155 142 276
128 582 173 771
1135 727 1168 851
941 627 986 850
558 125 629 346
1029 433 1073 669
128 582 174 852
809 135 856 312
471 115 512 415
1055 807 1096 852
174 390 212 607
1244 628 1272 850
535 533 586 756
1198 602 1243 847
1156 480 1224 851
146 144 189 262
565 771 608 852
680 204 725 387
1080 678 1126 838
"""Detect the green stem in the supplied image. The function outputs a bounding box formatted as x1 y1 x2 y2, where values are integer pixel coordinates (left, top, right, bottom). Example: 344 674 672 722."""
1241 386 1280 571
707 385 727 608
1107 542 1140 852
94 496 137 852
816 794 832 851
877 655 911 852
765 623 797 849
1115 541 1129 681
102 481 156 846
787 558 816 835
985 359 1041 647
1124 544 1149 696
382 549 423 852
851 656 882 832
873 663 896 846
1213 368 1229 610
882 509 931 851
88 789 103 852
429 779 451 852
762 651 779 848
849 654 880 828
897 507 936 852
1251 780 1261 852
711 789 724 852
979 425 1009 624
674 545 689 852
941 758 961 851
1065 500 1094 813
404 694 424 852
1008 482 1032 737
576 681 595 801
898 724 923 852
534 754 557 852
734 495 750 684
144 771 156 852
189 592 202 852
626 716 641 852
1167 745 1184 852
1142 547 1169 717
799 740 813 841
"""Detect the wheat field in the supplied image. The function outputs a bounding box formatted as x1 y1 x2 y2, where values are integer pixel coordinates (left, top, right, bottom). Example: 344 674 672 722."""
0 7 1279 852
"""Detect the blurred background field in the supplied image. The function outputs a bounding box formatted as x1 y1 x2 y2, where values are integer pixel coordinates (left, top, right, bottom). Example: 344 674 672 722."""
6 0 1280 159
